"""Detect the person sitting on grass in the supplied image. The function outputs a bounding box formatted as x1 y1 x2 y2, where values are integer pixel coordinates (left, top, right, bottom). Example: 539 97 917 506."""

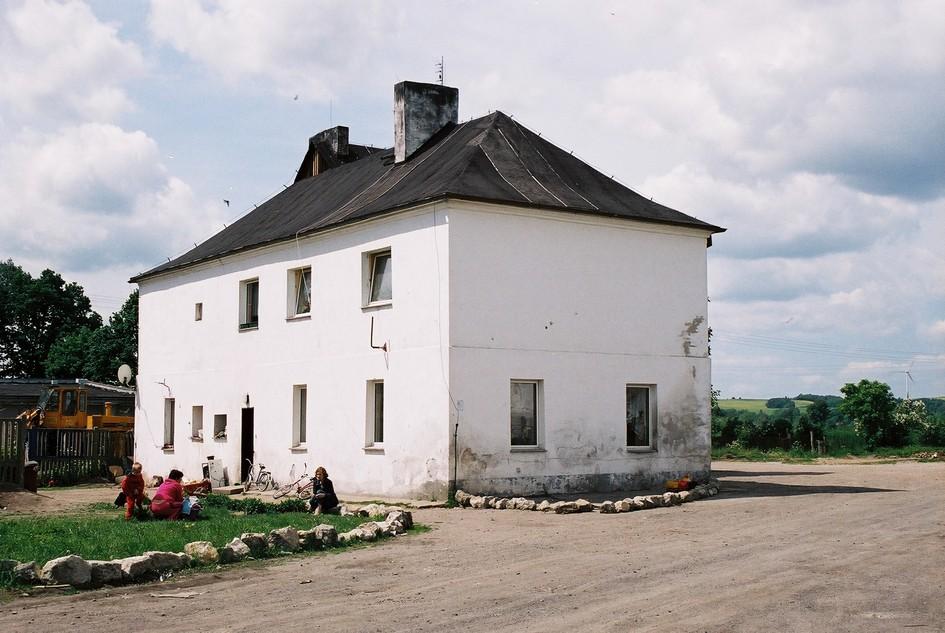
309 466 339 515
120 462 147 520
150 469 185 520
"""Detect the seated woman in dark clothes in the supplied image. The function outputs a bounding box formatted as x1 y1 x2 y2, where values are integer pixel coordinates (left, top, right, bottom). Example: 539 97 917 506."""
309 466 339 515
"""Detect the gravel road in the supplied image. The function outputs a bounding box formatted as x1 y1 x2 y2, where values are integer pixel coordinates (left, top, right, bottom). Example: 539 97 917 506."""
2 460 943 632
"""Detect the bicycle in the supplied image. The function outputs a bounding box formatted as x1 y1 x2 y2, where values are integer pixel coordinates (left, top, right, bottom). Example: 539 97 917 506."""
272 463 313 500
242 460 274 491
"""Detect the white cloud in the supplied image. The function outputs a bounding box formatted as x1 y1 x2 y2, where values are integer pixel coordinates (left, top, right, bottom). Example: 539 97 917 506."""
0 0 144 122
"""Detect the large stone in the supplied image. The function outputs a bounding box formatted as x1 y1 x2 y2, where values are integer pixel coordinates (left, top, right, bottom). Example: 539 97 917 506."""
386 509 413 530
338 529 359 544
663 492 682 506
536 500 552 512
356 522 383 542
454 490 471 507
184 541 219 564
512 498 537 511
314 524 338 547
118 555 154 581
613 500 631 513
219 537 251 563
13 561 39 585
494 498 509 509
298 529 322 550
240 532 268 557
677 490 692 503
468 496 485 509
645 495 665 508
553 501 578 514
41 555 91 588
599 501 616 514
144 551 191 572
358 503 393 517
574 499 593 513
88 560 123 587
268 526 300 552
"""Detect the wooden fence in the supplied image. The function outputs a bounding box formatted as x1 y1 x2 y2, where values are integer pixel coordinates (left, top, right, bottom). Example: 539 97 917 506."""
0 419 25 486
27 428 133 485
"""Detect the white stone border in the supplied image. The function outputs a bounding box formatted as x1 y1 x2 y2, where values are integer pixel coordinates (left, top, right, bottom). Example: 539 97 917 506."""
453 482 719 514
1 509 413 590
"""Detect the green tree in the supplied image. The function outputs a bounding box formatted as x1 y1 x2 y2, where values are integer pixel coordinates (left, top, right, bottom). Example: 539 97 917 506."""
839 380 901 449
44 291 138 383
0 260 101 377
806 400 830 427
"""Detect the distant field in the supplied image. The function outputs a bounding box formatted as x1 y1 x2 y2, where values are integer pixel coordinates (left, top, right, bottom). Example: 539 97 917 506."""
718 399 814 413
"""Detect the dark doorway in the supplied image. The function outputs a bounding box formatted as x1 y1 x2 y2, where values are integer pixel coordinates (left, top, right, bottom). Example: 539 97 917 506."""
241 408 254 482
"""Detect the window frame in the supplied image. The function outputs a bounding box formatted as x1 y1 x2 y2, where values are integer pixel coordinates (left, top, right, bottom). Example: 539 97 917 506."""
239 278 259 330
363 249 392 308
191 405 204 441
626 384 657 450
510 379 542 449
292 384 308 448
213 414 227 440
163 398 175 449
365 380 384 449
287 266 312 319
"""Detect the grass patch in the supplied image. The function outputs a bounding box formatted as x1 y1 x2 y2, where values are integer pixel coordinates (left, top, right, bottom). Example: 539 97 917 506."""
0 503 373 578
718 399 813 414
712 444 944 462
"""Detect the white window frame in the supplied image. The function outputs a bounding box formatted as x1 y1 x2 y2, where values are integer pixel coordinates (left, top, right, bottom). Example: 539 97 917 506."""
626 384 657 450
292 384 308 448
362 248 392 307
163 398 175 448
287 266 312 319
191 405 203 441
239 278 259 330
213 414 227 440
510 380 542 449
365 380 384 449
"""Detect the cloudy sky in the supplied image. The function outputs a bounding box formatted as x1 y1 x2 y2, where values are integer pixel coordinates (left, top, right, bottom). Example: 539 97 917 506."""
1 0 942 398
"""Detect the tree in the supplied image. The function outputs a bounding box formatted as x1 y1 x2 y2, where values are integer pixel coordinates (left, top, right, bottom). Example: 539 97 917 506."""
44 290 138 383
0 260 101 377
806 400 830 427
839 380 902 449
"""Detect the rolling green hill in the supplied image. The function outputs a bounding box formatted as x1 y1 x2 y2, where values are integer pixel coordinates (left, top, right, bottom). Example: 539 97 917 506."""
718 399 814 414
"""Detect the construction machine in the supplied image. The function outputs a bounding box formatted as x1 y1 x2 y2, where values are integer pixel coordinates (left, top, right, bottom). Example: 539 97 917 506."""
17 381 135 430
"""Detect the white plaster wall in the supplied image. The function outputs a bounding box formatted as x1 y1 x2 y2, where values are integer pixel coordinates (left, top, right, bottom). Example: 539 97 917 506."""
136 205 452 499
446 202 712 495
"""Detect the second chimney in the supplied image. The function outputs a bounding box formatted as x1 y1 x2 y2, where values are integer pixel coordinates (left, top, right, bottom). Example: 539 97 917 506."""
394 81 459 163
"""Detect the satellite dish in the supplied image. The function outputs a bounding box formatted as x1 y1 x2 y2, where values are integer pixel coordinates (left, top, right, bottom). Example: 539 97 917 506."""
117 364 133 386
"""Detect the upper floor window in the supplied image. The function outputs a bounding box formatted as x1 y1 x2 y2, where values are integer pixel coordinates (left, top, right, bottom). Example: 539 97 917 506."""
239 278 259 330
367 250 392 305
287 267 312 318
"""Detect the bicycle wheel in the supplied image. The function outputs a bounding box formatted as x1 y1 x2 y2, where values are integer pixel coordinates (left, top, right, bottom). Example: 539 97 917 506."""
257 471 273 492
297 483 313 500
272 482 295 499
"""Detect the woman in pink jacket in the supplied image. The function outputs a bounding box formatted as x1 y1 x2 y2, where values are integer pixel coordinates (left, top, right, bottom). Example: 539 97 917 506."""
150 469 185 520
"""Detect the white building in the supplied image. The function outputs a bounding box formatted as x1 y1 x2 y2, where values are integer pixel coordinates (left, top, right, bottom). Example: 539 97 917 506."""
132 81 724 500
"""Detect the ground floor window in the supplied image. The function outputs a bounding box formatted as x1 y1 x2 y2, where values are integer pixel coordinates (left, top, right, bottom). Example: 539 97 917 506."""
367 380 384 446
293 385 307 447
626 385 655 448
163 398 175 448
214 414 227 439
511 380 540 447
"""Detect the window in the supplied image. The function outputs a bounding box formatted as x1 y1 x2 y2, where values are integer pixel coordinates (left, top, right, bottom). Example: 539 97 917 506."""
195 302 203 321
510 381 540 447
164 398 175 448
287 267 312 317
213 414 227 439
292 385 307 447
366 250 392 305
626 385 656 448
367 380 384 446
192 405 204 440
78 391 87 413
62 390 77 416
239 278 259 329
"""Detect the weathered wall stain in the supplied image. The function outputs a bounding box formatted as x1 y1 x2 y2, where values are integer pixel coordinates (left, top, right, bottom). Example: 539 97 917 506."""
681 315 705 356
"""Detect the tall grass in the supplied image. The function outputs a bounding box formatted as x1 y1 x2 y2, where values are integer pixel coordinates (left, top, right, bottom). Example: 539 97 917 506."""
0 506 369 571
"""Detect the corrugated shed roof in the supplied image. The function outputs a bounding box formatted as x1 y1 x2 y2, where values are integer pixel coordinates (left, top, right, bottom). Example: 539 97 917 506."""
132 112 724 282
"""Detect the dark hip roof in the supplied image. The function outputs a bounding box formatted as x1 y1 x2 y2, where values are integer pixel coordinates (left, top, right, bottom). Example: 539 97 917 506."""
132 111 724 282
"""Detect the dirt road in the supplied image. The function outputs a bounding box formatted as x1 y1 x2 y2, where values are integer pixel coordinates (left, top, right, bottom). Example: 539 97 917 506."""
2 460 943 632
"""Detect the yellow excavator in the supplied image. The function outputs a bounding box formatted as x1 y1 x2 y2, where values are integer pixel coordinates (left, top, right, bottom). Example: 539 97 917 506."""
17 381 134 430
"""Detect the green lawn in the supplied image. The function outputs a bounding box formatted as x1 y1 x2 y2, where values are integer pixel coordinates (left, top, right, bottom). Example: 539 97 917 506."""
718 399 814 414
0 505 374 576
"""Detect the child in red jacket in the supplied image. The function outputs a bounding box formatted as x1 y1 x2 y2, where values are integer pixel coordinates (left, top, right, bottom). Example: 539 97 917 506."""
121 462 146 520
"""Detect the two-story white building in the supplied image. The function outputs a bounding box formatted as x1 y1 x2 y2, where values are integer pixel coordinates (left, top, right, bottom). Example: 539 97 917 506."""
132 81 724 500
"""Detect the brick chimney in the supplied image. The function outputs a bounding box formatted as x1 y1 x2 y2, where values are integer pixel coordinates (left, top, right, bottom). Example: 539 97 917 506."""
394 81 459 163
312 125 348 158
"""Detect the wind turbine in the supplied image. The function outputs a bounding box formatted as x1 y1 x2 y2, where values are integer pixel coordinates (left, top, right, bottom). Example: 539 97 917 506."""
895 365 915 399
